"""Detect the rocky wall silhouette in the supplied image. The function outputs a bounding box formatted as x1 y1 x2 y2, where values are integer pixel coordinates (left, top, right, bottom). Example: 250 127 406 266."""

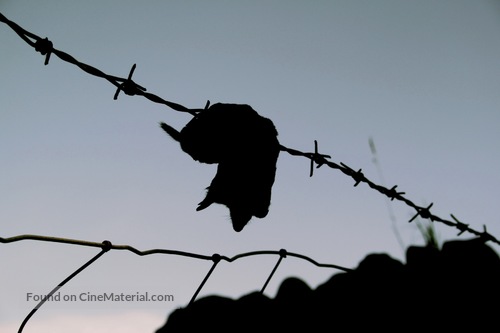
156 237 499 331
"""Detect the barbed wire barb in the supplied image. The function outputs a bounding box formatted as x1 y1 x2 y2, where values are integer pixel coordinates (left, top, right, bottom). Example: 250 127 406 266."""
387 185 405 201
309 140 331 177
113 63 146 100
409 203 434 223
34 37 52 65
450 214 469 236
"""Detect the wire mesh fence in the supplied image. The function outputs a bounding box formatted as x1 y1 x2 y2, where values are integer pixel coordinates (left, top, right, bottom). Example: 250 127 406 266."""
0 233 352 332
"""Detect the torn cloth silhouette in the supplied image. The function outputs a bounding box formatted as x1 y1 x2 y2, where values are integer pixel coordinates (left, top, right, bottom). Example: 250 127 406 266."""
161 103 280 232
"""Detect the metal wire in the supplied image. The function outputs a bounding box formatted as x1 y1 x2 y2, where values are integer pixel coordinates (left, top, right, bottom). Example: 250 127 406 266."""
1 233 352 331
0 11 497 245
1 11 499 331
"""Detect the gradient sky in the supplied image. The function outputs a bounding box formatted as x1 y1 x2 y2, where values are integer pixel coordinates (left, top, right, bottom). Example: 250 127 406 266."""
1 1 500 332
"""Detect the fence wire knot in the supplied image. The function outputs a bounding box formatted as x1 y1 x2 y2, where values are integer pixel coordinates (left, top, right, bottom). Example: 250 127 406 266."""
34 37 53 65
101 240 112 252
211 253 221 263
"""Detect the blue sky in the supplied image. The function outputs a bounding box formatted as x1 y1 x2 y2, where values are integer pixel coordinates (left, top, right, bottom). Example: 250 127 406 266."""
1 1 499 332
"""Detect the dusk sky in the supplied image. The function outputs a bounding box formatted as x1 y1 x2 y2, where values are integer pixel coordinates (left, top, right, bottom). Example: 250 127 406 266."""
1 1 499 332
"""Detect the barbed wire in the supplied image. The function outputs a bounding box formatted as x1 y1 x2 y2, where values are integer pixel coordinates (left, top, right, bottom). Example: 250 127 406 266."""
0 12 198 116
0 233 351 333
0 12 498 246
280 143 499 245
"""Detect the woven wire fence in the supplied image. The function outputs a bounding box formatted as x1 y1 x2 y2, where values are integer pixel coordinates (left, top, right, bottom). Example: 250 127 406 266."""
0 233 352 333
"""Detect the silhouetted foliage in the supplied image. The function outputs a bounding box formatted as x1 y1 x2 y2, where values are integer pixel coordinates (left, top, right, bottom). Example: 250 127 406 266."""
157 237 499 331
161 103 280 232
